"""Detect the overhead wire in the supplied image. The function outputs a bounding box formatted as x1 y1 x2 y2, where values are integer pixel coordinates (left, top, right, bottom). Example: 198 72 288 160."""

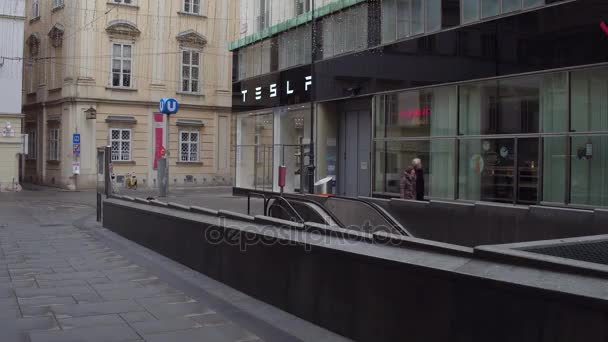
14 1 234 86
44 58 233 91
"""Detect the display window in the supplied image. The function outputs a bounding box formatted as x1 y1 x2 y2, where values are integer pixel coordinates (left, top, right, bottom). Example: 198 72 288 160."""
372 65 608 208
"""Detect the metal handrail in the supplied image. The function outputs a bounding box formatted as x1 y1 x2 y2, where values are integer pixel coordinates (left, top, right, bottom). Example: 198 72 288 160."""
328 195 412 237
267 195 306 224
244 189 343 227
247 191 269 216
240 187 412 231
281 194 346 228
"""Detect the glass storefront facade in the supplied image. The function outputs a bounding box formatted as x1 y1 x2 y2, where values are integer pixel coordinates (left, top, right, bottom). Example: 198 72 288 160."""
373 65 608 207
374 86 457 199
235 111 274 191
236 105 311 193
232 0 608 208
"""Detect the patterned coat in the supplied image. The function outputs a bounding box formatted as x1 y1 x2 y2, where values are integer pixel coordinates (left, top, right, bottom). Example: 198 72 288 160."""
400 169 417 200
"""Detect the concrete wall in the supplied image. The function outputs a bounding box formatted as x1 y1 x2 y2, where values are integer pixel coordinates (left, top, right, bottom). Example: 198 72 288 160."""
103 198 608 342
367 198 608 247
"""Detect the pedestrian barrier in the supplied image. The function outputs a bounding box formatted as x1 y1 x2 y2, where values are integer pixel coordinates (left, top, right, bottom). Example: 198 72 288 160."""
103 197 608 342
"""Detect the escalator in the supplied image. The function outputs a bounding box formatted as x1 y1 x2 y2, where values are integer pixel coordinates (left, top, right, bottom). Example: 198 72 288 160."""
323 196 410 236
257 191 411 237
266 196 342 227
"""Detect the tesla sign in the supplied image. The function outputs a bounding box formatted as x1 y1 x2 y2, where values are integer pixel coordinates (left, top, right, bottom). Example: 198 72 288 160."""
241 76 312 102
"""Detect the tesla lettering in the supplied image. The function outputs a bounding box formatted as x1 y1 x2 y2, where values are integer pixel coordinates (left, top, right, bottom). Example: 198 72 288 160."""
286 81 294 95
241 76 312 102
255 87 262 100
305 76 312 91
270 84 277 98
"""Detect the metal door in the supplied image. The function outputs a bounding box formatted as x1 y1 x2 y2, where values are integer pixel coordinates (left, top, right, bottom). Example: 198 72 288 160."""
339 111 371 197
357 111 371 197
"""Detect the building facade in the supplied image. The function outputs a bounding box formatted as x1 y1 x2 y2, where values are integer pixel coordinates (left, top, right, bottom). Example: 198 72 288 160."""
22 0 237 190
0 0 26 191
232 0 608 209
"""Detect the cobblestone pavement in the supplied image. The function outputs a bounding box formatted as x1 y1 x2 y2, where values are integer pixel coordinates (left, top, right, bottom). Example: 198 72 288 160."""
0 189 351 342
24 184 263 216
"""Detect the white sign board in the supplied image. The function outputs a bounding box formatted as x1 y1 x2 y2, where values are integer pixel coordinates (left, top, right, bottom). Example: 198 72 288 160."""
72 161 81 175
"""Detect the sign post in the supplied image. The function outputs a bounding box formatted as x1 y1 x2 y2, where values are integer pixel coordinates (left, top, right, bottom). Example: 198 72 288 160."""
72 133 81 189
158 98 179 197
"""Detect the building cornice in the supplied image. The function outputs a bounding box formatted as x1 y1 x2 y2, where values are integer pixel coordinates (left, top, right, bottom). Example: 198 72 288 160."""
22 97 231 112
0 14 26 21
0 113 25 118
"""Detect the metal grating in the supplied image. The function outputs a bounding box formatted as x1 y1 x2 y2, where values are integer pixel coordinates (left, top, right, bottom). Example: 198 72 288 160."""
522 240 608 266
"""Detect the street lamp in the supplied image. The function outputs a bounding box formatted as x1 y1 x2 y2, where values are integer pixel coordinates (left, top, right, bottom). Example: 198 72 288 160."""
1 122 15 137
85 107 97 120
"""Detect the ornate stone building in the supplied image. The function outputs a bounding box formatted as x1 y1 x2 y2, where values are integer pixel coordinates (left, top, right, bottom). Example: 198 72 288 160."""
23 0 238 190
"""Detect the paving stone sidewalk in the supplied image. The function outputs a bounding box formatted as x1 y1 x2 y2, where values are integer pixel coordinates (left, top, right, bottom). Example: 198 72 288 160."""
0 191 350 342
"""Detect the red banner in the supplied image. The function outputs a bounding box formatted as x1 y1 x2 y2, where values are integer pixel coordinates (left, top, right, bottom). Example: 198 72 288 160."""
154 113 163 170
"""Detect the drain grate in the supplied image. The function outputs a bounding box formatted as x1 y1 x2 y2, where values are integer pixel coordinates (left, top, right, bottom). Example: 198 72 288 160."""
522 240 608 266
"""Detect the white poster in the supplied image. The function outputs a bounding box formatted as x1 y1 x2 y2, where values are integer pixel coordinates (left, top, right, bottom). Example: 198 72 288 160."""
72 162 81 175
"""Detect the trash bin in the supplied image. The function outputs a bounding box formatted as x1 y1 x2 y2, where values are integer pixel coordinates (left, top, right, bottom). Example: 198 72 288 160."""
314 177 334 195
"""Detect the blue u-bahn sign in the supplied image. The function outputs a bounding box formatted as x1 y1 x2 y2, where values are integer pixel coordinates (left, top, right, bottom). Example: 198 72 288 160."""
159 98 179 115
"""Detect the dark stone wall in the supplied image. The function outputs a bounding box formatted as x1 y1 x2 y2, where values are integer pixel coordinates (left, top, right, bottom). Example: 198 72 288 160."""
366 198 608 247
104 199 608 342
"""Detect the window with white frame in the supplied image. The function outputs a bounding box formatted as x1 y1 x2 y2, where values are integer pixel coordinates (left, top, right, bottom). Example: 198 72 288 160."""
113 0 133 4
52 0 63 9
48 128 60 161
110 129 131 161
181 50 200 93
27 129 37 160
179 130 200 162
183 0 201 14
32 0 40 18
111 43 132 88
